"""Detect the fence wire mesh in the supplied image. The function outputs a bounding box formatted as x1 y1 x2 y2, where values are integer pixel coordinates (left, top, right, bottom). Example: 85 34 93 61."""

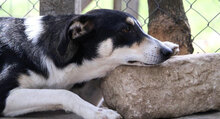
0 0 39 17
0 0 219 53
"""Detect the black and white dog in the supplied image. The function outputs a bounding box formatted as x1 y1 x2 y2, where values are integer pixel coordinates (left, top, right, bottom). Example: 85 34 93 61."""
0 9 179 119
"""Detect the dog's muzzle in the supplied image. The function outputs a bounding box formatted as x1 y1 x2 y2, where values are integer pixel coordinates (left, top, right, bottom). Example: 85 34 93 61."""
160 47 173 61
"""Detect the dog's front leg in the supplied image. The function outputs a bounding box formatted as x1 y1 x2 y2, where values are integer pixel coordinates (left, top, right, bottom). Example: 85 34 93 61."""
163 41 180 55
3 89 121 119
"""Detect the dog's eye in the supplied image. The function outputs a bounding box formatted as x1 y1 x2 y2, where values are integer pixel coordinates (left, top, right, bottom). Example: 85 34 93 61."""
121 26 131 33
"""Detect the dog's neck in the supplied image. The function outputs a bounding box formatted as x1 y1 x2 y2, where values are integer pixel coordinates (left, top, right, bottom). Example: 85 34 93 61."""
46 57 119 89
65 58 119 83
18 57 119 89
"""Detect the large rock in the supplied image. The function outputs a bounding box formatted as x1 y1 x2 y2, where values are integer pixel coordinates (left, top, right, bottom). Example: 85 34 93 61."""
101 53 220 119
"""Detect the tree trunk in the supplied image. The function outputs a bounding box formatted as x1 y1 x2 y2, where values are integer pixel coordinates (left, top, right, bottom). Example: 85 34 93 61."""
148 0 193 55
40 0 81 15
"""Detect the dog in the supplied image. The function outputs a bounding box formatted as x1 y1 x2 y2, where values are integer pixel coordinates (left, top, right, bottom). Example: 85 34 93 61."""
0 9 179 119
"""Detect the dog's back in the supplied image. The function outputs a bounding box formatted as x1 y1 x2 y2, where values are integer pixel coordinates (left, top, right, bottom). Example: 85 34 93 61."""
0 17 23 113
0 17 27 65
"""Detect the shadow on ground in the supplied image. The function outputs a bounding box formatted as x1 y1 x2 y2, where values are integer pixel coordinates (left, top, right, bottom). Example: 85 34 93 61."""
1 110 219 119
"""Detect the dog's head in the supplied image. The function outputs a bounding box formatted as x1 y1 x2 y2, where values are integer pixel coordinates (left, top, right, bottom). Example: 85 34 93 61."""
58 9 179 66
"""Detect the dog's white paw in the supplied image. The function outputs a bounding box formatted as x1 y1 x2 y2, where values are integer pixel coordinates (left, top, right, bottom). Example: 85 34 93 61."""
95 108 122 119
163 41 179 55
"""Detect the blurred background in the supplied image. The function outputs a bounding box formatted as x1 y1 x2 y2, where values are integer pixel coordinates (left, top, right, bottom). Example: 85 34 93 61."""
0 0 219 53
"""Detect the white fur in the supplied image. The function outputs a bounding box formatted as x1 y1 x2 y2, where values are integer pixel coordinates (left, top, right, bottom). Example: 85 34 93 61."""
163 41 179 55
126 17 134 25
3 89 121 119
109 40 162 65
24 16 44 44
18 70 47 89
18 56 118 89
98 38 113 57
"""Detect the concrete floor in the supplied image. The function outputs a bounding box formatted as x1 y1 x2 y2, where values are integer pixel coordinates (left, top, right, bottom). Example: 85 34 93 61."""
1 111 219 119
177 111 220 119
0 111 83 119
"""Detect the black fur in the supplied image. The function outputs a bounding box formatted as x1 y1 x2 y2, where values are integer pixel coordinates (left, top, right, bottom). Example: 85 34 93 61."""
0 9 160 114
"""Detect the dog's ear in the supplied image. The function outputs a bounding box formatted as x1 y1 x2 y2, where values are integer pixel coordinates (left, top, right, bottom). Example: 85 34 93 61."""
57 15 95 56
69 15 95 39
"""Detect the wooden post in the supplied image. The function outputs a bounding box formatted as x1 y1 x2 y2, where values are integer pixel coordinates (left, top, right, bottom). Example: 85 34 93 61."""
81 0 92 11
40 0 81 15
124 0 139 19
148 0 193 55
114 0 139 19
114 0 122 10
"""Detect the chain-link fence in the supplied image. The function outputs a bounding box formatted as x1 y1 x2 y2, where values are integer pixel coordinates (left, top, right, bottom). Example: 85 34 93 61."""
0 0 219 53
0 0 39 17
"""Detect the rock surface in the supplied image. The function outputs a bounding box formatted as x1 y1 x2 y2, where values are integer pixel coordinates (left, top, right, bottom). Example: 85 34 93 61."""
101 53 220 119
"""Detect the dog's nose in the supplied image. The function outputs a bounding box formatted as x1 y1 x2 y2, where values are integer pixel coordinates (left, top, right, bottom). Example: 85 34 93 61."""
160 48 173 60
